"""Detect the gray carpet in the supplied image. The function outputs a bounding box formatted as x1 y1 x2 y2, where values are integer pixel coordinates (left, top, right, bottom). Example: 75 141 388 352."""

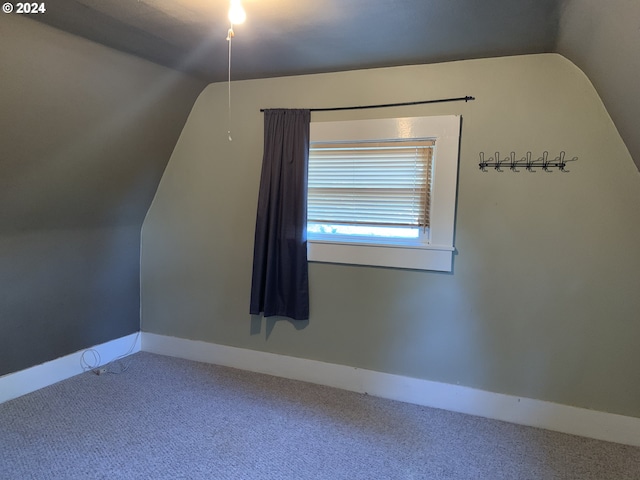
1 352 639 479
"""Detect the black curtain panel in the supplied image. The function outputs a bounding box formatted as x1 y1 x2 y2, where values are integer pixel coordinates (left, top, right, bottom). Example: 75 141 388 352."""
250 109 311 320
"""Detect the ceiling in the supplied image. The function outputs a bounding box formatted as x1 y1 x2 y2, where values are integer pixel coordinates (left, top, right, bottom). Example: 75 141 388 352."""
35 0 561 82
32 0 640 170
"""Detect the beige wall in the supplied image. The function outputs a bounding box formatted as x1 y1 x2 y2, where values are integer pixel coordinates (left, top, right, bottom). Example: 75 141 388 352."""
141 54 640 418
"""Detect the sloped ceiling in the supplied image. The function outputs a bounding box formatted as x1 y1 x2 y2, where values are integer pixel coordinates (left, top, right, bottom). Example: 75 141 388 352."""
556 0 640 172
36 0 560 80
32 0 640 169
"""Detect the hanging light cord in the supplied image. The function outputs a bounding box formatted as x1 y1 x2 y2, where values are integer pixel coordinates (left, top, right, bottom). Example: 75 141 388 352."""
226 25 234 141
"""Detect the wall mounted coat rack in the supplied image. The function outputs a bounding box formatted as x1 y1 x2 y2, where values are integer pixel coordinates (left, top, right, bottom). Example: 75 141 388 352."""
479 151 578 172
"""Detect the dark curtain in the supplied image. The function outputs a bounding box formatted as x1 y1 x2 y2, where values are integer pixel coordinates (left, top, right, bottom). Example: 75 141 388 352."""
249 109 311 320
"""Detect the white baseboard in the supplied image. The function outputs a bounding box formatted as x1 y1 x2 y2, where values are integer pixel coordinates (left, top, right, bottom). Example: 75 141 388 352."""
0 332 141 404
142 332 640 447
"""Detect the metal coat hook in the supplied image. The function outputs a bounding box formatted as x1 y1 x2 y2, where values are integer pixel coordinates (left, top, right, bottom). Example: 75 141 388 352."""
479 151 578 173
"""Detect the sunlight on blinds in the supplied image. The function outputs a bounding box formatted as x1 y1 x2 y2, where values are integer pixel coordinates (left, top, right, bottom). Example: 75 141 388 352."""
308 141 434 235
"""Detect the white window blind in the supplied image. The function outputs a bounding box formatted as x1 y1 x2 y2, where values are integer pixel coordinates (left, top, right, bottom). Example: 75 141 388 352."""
308 141 434 229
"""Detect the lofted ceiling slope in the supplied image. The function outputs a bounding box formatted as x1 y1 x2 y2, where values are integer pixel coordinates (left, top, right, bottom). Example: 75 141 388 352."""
30 0 640 169
34 0 561 81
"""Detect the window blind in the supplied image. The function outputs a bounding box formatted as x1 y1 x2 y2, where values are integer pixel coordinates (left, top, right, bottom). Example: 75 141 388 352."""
308 141 434 228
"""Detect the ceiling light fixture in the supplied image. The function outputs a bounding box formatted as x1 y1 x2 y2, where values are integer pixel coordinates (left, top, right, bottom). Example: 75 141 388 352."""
228 0 246 25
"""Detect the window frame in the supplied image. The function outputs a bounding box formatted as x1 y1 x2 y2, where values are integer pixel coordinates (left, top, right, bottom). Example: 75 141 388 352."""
307 115 461 272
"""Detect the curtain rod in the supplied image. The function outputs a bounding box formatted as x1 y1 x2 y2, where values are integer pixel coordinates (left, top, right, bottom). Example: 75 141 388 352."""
259 96 475 113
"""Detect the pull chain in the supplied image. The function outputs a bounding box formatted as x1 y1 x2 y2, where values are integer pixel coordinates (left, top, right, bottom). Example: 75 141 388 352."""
226 25 234 142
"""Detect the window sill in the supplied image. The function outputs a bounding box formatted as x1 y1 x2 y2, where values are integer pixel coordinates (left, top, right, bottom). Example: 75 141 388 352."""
307 240 454 272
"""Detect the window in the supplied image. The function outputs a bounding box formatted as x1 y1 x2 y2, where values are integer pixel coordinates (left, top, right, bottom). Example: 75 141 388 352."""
307 115 460 272
308 140 434 244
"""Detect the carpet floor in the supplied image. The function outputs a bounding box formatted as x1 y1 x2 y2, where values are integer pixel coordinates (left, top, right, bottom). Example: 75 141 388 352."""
1 352 639 479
